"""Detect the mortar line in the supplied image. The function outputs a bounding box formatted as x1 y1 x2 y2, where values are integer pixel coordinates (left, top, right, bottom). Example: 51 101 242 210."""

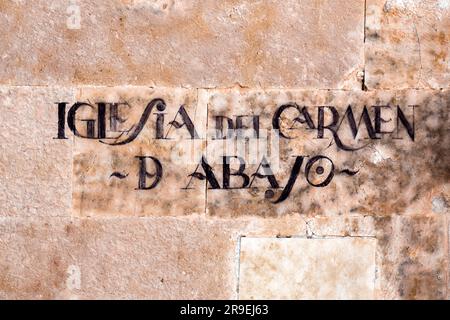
203 89 208 216
362 0 368 91
0 84 448 91
235 235 242 300
446 213 449 299
363 0 367 43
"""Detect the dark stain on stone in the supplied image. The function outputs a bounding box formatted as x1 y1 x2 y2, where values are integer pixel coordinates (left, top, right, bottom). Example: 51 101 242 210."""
374 215 392 249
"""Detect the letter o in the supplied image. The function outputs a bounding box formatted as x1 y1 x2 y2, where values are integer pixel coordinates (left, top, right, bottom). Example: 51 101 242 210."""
305 155 334 187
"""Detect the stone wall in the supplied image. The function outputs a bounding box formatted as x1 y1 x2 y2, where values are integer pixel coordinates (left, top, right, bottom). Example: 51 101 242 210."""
0 0 448 299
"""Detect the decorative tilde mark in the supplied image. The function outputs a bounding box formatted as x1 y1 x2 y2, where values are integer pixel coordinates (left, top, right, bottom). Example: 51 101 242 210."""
340 169 359 176
110 172 129 179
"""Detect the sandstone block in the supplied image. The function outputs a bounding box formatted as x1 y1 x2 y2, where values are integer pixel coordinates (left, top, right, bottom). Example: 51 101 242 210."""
365 0 449 89
0 87 74 217
290 213 448 299
238 237 377 299
373 214 447 299
0 0 365 88
0 217 239 299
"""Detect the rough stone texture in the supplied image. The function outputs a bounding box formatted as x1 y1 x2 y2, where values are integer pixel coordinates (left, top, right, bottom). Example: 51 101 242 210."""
239 237 377 299
0 214 324 299
0 0 449 300
0 87 74 218
365 0 449 89
305 214 448 299
373 214 448 299
203 89 449 218
72 87 206 217
1 214 445 299
0 0 364 88
0 217 238 299
0 86 448 299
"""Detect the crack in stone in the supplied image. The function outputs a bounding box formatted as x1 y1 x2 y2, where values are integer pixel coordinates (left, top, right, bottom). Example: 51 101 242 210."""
412 21 423 87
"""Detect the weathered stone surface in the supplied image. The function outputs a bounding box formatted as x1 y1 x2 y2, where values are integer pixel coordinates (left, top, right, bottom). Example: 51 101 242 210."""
0 87 74 217
203 89 449 217
304 215 376 237
236 214 447 300
365 0 450 89
0 217 239 299
0 214 323 299
0 212 446 299
373 214 447 299
0 0 448 300
239 237 377 299
298 214 448 299
72 87 206 216
0 0 365 88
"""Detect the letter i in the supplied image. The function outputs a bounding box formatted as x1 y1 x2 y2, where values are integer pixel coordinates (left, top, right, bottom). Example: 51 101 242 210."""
54 102 68 139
